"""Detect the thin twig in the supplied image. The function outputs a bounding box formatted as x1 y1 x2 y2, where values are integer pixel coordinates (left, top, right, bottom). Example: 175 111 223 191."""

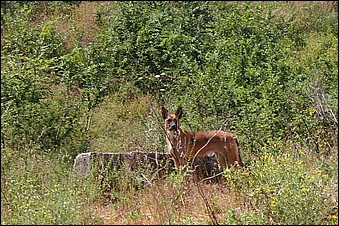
193 173 219 225
190 119 228 169
198 171 225 184
140 171 171 224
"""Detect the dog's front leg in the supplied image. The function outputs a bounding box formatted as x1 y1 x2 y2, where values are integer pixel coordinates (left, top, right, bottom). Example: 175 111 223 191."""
170 151 181 169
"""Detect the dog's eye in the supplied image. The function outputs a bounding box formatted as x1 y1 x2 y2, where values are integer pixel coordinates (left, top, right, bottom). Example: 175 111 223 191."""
173 119 177 123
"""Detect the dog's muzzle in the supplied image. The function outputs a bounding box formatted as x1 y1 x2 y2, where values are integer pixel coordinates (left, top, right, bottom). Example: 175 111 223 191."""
168 123 177 131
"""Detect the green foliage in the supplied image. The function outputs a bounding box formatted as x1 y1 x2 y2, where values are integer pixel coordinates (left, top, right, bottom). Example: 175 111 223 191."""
87 1 338 155
95 1 215 97
224 148 338 224
87 94 163 154
1 2 115 157
2 1 337 156
1 150 102 224
1 1 338 225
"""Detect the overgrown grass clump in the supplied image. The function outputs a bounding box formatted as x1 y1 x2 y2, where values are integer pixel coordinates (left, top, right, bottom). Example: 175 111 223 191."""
225 148 338 224
1 149 103 224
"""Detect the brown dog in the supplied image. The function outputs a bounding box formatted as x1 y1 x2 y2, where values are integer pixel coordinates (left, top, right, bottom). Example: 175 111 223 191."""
161 106 243 169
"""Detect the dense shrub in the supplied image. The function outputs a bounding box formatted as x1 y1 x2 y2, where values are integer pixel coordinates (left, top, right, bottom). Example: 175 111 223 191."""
1 1 337 156
1 2 89 158
89 1 338 154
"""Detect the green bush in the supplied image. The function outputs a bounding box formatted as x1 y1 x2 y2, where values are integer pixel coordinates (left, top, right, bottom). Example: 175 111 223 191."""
224 149 338 224
1 150 102 224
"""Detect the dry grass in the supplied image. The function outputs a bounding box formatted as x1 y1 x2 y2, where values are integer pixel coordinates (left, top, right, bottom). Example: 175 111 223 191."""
88 94 158 153
93 177 242 225
56 1 117 51
77 141 338 225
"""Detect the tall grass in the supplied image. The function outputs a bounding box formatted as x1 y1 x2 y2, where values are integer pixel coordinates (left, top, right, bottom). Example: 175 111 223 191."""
1 95 337 225
1 148 103 224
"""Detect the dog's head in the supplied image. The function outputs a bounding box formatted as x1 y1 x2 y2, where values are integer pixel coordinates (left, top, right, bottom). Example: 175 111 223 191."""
161 106 182 132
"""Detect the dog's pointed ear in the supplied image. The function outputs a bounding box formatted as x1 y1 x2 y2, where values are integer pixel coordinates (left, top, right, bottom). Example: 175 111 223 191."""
175 106 183 119
161 107 168 119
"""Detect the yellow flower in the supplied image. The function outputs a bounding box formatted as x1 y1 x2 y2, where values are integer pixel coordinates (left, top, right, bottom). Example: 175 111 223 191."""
309 108 316 117
332 215 338 220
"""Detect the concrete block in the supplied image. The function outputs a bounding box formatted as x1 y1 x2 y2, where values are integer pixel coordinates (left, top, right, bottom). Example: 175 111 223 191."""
73 151 223 180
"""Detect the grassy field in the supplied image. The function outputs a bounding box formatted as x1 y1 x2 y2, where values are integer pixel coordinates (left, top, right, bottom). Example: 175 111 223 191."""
1 96 338 225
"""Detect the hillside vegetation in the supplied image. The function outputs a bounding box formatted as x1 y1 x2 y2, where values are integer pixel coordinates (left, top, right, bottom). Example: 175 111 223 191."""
1 1 338 224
